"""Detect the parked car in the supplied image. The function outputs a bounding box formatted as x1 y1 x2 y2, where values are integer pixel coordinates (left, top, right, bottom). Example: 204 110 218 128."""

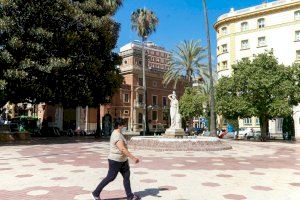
235 128 253 139
246 131 261 140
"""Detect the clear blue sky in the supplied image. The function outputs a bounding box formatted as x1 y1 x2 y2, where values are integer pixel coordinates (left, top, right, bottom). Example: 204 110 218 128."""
114 0 267 59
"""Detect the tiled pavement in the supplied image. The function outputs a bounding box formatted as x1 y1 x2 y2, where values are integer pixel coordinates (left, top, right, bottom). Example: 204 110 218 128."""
0 137 299 200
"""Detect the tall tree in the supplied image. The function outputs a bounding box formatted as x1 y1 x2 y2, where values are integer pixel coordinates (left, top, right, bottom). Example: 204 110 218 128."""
131 8 158 135
102 0 123 14
163 40 208 89
201 0 217 136
216 53 300 141
0 0 124 133
215 76 251 134
179 87 208 133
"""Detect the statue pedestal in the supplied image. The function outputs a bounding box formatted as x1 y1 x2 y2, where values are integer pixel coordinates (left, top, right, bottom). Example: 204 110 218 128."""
163 128 185 138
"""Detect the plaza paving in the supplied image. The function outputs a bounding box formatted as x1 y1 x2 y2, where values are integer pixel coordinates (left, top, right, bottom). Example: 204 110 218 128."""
0 138 299 200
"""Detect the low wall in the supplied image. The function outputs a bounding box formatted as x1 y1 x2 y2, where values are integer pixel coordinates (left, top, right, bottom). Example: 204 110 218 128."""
0 132 30 142
129 136 232 151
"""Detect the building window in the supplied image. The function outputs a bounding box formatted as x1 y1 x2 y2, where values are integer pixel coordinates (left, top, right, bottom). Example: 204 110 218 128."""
124 93 129 103
153 81 157 87
242 57 249 61
256 118 260 125
241 22 248 32
162 96 167 107
257 18 265 28
221 44 228 53
138 78 143 86
258 36 266 47
138 60 142 66
243 118 252 125
123 60 127 64
221 27 228 35
138 94 143 103
295 10 300 20
124 110 129 115
152 95 157 106
296 50 300 61
222 61 228 69
295 31 300 41
241 40 249 50
152 111 158 120
138 113 143 124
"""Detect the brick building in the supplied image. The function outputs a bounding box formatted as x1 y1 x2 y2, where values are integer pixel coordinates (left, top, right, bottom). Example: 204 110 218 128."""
100 41 185 134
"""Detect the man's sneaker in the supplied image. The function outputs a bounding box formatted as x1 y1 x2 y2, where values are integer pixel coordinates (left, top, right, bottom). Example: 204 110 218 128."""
127 194 141 200
91 193 100 200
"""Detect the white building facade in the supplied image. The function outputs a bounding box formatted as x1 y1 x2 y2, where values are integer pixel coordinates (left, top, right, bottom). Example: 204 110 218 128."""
214 0 300 139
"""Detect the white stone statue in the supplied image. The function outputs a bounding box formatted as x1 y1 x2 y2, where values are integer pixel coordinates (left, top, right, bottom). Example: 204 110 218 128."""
168 91 182 129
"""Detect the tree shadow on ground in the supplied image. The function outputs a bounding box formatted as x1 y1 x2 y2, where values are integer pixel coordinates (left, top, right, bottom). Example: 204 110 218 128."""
102 187 170 200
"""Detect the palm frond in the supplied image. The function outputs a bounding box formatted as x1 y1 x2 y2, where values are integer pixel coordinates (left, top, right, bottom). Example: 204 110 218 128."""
163 40 208 89
131 8 158 39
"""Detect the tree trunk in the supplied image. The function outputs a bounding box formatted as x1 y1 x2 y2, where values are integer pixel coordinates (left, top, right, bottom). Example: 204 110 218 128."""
188 118 193 135
145 90 149 134
202 0 216 137
95 105 101 138
142 38 148 136
259 116 268 141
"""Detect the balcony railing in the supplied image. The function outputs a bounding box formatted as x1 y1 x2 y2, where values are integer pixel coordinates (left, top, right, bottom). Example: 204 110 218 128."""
135 102 144 108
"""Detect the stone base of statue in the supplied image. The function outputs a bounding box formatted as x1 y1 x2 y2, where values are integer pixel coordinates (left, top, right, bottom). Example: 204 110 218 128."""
163 128 185 138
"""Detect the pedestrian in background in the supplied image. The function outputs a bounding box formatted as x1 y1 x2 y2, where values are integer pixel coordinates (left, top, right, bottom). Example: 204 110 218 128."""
92 118 140 200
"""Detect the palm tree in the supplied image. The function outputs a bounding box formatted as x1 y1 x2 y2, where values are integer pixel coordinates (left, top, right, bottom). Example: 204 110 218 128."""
202 0 217 136
131 8 159 135
163 40 208 89
163 40 208 134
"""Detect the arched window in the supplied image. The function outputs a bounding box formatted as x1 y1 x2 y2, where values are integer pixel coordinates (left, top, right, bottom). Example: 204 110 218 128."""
295 10 300 20
258 18 265 28
241 22 248 31
221 27 228 35
138 113 143 124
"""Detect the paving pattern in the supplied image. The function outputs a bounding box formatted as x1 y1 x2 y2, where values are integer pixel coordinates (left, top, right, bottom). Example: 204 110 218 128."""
0 138 299 200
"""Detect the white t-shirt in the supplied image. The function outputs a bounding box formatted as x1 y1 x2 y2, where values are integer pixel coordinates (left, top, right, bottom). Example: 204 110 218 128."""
108 130 128 162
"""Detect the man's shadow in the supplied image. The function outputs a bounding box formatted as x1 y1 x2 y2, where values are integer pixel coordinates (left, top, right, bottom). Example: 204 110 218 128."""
102 187 169 200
